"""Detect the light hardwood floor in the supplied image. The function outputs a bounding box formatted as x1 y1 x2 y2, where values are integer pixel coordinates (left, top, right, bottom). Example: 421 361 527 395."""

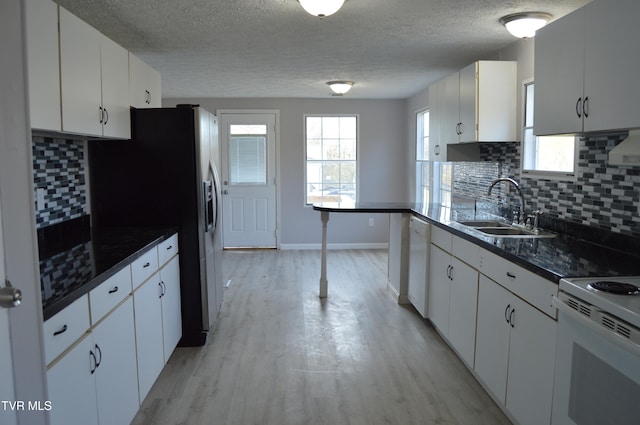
131 249 511 425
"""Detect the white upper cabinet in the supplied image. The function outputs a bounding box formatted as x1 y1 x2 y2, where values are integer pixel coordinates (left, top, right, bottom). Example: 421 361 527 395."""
583 0 640 132
26 2 161 137
129 53 162 108
473 61 517 142
59 6 130 138
430 60 517 150
100 36 131 138
25 0 61 132
59 6 103 136
534 7 586 136
535 0 640 135
443 72 462 144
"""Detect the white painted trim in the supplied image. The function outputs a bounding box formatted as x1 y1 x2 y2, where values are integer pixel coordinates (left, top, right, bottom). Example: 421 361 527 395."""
280 243 388 250
216 109 281 248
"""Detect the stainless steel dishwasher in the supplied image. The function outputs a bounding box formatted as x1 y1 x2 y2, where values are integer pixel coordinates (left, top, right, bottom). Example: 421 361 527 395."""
408 216 430 318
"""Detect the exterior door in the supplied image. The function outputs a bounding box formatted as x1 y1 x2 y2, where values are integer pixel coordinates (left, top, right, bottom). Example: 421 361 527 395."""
0 192 18 425
219 112 277 248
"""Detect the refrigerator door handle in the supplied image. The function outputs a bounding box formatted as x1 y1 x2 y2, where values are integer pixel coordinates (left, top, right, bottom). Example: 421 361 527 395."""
203 180 214 232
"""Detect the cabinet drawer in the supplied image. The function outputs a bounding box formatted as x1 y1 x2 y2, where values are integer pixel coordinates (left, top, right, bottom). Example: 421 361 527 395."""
479 249 558 318
43 294 90 365
158 233 178 266
431 225 452 252
89 266 132 325
131 248 159 290
451 234 480 269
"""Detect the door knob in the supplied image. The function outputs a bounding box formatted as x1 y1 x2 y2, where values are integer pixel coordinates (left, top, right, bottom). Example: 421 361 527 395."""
0 280 22 309
223 190 229 195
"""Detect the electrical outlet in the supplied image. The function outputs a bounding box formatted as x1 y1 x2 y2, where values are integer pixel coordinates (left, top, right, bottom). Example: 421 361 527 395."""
368 218 374 227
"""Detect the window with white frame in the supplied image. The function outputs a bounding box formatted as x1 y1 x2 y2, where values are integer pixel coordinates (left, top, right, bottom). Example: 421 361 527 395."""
522 82 577 177
305 115 357 204
416 109 430 204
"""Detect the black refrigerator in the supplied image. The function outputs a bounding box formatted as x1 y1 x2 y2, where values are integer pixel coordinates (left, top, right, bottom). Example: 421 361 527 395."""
89 105 224 346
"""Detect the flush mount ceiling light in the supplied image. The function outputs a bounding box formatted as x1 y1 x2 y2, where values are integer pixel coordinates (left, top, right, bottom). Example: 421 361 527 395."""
298 0 345 18
500 12 552 38
327 81 354 95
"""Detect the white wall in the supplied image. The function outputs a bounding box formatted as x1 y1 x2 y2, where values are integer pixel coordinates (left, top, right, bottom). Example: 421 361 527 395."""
496 38 535 136
164 98 408 247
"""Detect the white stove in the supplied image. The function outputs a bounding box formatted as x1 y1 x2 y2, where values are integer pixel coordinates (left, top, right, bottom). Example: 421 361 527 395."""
552 276 640 425
559 276 640 329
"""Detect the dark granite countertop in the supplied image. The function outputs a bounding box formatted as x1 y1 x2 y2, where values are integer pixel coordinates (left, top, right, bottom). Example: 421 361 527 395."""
313 201 640 283
39 224 177 321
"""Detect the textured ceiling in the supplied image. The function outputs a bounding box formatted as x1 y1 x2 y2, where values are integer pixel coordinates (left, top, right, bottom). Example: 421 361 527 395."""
52 0 590 99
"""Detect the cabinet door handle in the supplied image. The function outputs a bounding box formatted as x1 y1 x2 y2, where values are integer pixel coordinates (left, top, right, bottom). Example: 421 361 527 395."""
143 262 150 268
449 265 454 281
108 286 119 294
166 245 173 250
159 281 166 298
458 122 464 135
505 304 511 324
98 106 104 124
103 107 109 125
583 96 589 118
94 344 102 368
90 350 98 374
53 324 68 336
506 272 516 279
576 97 582 118
446 264 451 279
509 308 515 328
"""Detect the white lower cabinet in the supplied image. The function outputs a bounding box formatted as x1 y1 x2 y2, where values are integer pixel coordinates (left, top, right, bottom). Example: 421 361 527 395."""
45 234 181 425
427 228 479 368
161 256 182 359
47 334 98 425
428 244 452 334
134 272 165 402
47 297 138 425
134 254 182 402
474 275 557 425
447 256 478 368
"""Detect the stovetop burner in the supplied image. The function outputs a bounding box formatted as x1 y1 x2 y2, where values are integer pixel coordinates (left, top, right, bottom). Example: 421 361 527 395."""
589 281 640 295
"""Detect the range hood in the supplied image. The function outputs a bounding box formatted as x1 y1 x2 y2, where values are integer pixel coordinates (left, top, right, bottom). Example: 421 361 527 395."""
609 130 640 165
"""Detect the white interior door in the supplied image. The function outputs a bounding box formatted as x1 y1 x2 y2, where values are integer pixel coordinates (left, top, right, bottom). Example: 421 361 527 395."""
219 112 277 248
0 190 18 425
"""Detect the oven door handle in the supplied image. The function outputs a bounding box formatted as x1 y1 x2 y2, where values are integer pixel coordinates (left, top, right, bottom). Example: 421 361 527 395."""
553 296 640 357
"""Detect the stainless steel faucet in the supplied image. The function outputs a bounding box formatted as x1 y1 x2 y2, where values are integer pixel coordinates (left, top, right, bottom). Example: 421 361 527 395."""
487 177 526 226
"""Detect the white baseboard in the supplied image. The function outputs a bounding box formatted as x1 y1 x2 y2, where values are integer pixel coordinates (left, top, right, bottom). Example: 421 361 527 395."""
279 243 388 250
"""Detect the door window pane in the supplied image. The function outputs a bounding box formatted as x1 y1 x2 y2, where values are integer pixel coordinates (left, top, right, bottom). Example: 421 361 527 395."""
229 136 266 184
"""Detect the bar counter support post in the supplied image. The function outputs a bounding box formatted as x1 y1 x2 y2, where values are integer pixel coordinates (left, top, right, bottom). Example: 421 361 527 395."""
319 210 329 298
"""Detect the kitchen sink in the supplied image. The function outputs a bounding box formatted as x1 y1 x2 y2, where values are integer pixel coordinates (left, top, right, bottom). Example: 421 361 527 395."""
456 220 557 239
456 220 512 228
477 227 556 238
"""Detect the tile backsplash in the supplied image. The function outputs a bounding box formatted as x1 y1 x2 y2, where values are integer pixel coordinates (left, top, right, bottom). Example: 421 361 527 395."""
447 134 640 238
32 136 88 229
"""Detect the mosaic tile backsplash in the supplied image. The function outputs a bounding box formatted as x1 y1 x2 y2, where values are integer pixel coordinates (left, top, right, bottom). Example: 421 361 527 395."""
33 137 88 229
446 134 640 238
